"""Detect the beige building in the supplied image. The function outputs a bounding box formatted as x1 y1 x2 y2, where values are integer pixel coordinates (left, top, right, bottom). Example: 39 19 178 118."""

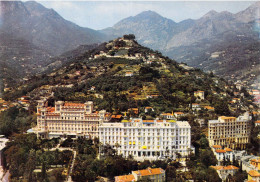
115 167 165 182
34 100 111 139
208 113 251 149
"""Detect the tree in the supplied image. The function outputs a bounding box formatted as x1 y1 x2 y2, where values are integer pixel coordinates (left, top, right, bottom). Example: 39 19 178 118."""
41 162 48 182
199 135 209 149
49 168 65 182
214 100 230 116
24 149 37 182
123 34 135 40
200 150 217 168
166 166 176 181
207 168 222 182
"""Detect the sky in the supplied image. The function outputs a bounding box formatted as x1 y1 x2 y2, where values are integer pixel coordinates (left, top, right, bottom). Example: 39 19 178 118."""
38 1 255 30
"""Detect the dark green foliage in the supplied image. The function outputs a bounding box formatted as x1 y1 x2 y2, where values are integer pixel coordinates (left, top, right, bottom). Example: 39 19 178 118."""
226 170 247 182
48 168 65 182
3 75 49 101
3 134 72 181
0 106 35 137
123 34 136 40
247 126 260 155
199 135 209 149
214 99 231 116
72 139 175 181
115 40 126 47
139 66 160 81
60 137 74 147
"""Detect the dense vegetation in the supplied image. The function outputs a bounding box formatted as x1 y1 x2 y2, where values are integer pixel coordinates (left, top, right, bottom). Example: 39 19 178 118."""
67 137 215 182
0 106 35 137
3 134 72 182
3 36 255 119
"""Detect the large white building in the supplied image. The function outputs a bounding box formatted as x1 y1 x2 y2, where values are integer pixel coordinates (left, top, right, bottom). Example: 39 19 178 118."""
34 100 111 139
99 118 194 161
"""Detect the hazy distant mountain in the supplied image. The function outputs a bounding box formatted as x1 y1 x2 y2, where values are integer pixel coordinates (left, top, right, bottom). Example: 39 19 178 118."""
165 11 253 49
1 1 260 88
0 1 105 55
0 1 107 88
101 10 195 50
100 2 260 86
0 31 53 87
101 6 257 54
234 1 260 23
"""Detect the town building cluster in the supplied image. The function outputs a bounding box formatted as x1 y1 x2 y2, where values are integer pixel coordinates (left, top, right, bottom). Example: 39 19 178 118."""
33 100 194 161
241 156 260 182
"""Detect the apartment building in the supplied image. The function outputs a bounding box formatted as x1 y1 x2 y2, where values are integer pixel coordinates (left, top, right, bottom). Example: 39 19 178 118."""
115 167 165 182
208 112 251 149
34 100 111 139
99 118 194 161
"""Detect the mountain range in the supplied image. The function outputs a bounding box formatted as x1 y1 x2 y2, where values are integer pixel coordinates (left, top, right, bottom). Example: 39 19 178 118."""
0 1 260 88
0 1 106 87
100 3 260 87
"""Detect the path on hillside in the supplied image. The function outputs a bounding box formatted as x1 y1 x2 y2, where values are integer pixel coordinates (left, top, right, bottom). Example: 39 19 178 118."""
43 145 76 182
66 150 77 182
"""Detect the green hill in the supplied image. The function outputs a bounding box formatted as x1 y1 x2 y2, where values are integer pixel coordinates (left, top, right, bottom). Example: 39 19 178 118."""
3 35 255 117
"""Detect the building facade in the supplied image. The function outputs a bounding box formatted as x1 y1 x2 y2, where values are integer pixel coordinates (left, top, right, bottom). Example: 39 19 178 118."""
34 100 111 139
99 118 194 161
208 113 251 149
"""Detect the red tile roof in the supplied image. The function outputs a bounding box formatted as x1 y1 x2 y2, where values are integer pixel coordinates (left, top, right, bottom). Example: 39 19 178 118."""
224 165 239 170
210 165 239 171
47 107 55 113
115 174 135 182
215 149 226 153
251 159 260 163
112 115 123 119
64 103 85 107
133 168 164 177
248 170 260 177
224 148 233 152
